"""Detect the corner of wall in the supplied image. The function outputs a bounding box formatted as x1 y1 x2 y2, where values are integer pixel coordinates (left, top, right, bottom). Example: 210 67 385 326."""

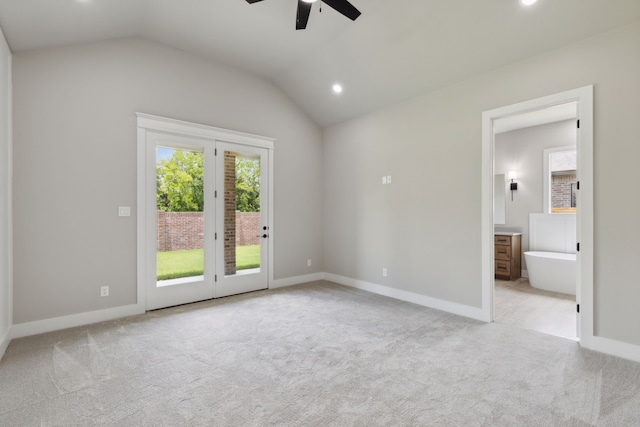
0 23 13 362
0 327 9 360
323 273 486 322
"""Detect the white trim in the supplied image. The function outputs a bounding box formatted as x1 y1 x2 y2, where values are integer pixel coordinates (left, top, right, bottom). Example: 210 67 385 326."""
270 273 324 289
7 54 12 338
136 126 146 308
11 304 144 339
576 87 594 347
157 275 205 287
324 273 485 321
481 85 594 345
268 149 275 289
591 336 640 363
480 99 495 323
0 43 12 363
136 113 275 149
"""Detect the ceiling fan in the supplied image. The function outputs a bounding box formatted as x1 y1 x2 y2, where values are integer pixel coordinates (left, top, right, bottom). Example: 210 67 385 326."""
246 0 361 30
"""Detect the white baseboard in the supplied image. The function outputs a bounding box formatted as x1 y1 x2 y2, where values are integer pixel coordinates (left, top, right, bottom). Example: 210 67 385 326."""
11 303 145 339
270 272 324 289
589 336 640 363
323 273 486 322
9 273 323 340
0 327 10 361
6 274 640 365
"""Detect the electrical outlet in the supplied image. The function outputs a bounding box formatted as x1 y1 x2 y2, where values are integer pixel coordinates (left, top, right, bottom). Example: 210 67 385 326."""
307 259 312 267
100 286 109 297
382 268 388 277
386 175 392 184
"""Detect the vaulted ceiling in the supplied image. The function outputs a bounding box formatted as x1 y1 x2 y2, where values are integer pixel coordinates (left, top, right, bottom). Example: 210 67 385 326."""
1 0 639 126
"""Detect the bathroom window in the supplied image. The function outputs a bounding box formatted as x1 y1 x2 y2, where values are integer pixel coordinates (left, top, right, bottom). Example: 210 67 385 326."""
543 147 577 214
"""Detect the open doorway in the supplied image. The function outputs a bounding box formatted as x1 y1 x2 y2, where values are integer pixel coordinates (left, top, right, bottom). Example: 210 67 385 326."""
481 86 594 345
492 112 578 340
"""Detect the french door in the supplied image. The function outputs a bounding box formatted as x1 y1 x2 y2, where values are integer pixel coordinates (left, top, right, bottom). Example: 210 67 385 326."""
143 129 270 310
215 142 269 298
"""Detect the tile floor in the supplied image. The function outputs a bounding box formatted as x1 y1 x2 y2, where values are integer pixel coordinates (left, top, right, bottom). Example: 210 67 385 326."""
494 277 577 340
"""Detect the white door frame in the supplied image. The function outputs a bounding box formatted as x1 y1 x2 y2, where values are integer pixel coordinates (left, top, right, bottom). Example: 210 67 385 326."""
215 141 270 298
480 86 594 347
143 131 215 310
136 113 275 310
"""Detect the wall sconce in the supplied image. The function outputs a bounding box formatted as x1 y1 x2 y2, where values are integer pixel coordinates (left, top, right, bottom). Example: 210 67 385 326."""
508 171 518 200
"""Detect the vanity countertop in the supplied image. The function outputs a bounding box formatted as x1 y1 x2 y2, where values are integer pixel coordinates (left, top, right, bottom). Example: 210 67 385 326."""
494 231 522 236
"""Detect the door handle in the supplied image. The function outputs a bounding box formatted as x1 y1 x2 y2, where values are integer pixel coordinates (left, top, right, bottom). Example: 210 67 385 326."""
256 234 269 238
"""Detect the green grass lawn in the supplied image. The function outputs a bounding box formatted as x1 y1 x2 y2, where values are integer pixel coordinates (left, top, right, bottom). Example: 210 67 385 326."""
157 245 260 280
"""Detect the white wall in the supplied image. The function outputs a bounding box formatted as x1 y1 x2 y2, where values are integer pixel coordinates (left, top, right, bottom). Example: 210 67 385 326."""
12 38 324 324
324 21 640 346
0 26 11 357
495 119 577 274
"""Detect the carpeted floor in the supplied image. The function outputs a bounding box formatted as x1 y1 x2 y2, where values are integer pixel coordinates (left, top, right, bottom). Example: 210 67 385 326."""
1 281 639 426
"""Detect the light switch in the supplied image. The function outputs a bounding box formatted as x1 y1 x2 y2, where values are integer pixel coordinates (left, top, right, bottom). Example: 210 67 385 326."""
382 176 387 185
118 206 131 217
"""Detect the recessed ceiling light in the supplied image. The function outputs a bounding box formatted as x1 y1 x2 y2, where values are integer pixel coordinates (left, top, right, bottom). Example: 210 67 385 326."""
520 0 538 6
332 84 343 94
301 0 319 3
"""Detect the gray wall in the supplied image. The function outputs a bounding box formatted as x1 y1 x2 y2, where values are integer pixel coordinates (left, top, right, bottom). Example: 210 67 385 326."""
323 22 640 346
495 119 577 273
12 38 324 324
0 28 10 348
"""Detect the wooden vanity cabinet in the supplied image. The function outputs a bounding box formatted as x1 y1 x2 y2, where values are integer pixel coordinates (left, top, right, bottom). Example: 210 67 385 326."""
494 234 521 281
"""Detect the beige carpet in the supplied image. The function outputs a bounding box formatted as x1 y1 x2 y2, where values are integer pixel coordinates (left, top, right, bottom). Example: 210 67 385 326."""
1 281 640 426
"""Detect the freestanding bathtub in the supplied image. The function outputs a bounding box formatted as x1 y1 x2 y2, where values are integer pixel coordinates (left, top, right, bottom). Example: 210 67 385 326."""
524 251 576 295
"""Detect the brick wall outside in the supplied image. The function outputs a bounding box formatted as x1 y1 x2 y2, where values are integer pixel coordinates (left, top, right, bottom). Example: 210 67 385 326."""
156 211 260 252
236 212 261 246
156 211 204 252
224 151 237 275
551 173 577 209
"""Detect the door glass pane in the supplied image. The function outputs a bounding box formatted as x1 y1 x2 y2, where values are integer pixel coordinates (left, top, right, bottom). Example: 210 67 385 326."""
156 146 205 283
224 151 261 276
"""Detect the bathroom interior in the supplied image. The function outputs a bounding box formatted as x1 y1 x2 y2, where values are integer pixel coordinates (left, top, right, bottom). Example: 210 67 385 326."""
493 103 578 341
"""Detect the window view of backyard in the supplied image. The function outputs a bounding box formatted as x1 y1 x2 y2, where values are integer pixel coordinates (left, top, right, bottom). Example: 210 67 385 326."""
550 149 577 213
156 147 261 281
156 246 260 281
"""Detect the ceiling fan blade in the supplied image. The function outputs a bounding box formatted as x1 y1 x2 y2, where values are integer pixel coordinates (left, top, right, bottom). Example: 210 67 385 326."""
322 0 361 21
246 0 264 4
296 1 312 30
